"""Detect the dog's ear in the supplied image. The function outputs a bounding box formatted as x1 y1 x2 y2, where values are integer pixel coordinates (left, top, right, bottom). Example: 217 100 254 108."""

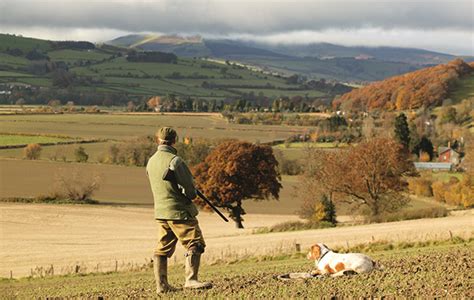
310 244 321 260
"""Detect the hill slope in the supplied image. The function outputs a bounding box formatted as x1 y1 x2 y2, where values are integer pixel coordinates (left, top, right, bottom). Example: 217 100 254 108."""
107 34 470 82
0 34 345 105
333 59 474 111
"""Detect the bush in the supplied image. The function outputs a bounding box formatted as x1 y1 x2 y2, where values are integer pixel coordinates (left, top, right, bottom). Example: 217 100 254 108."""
274 150 303 175
366 206 449 223
408 178 433 197
74 146 89 162
298 194 337 224
253 220 335 234
431 175 473 208
24 143 42 160
49 169 101 202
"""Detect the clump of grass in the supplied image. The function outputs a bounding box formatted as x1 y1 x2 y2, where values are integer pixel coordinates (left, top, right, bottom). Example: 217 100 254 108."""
253 220 335 234
334 235 471 254
366 206 449 223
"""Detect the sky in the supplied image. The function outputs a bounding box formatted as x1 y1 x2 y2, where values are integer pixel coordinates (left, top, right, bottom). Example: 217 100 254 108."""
0 0 472 55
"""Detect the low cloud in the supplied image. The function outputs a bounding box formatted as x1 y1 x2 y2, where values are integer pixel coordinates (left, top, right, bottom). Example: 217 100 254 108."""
0 0 472 55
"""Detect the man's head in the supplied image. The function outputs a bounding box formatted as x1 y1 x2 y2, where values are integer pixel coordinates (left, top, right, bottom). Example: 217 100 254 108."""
156 127 177 145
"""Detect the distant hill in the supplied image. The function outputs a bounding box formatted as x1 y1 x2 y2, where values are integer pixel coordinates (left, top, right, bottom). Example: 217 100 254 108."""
107 34 471 82
333 59 474 111
0 33 348 106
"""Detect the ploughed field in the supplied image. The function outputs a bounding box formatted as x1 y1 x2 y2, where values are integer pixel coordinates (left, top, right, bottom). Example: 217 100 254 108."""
1 243 472 298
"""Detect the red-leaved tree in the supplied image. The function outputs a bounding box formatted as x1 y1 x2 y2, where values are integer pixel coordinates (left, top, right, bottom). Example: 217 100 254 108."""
193 141 282 228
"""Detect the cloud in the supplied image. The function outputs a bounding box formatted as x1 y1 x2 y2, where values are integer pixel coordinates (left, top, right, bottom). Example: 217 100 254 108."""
0 0 472 54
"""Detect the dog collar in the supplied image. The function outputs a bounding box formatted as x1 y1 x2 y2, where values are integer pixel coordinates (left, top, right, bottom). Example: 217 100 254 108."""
318 249 331 263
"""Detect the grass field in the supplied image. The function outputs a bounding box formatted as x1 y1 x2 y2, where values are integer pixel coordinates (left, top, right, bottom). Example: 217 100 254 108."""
0 239 471 298
0 134 72 146
451 74 474 103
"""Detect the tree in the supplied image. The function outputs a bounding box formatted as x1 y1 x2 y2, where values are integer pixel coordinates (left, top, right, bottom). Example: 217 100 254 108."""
413 136 434 160
193 141 282 228
24 143 42 160
394 113 410 150
298 193 337 225
74 146 89 163
305 138 414 218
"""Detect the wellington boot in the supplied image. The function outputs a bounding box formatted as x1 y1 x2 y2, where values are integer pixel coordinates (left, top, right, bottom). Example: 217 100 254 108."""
154 255 178 293
184 253 212 289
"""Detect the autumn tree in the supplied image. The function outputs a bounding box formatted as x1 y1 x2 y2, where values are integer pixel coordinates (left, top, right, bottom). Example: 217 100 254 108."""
305 138 414 218
24 143 42 160
394 113 410 150
193 141 282 228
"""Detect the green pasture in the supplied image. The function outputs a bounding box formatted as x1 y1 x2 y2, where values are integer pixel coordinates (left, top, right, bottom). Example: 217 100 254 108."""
48 49 112 63
0 243 471 298
0 53 29 67
450 74 474 102
231 88 325 98
0 134 72 146
0 70 33 77
0 34 51 53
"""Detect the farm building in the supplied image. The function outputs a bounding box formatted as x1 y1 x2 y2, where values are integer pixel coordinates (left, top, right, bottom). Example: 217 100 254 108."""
414 162 453 171
438 147 461 164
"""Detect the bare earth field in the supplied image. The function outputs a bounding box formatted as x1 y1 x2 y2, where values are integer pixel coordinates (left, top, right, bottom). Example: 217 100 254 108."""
0 158 302 213
1 203 472 279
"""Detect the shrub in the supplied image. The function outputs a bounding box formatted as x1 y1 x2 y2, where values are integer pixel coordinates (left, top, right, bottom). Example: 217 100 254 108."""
253 220 334 234
408 178 433 197
367 206 448 223
24 143 42 160
74 146 89 163
298 194 337 224
50 169 101 202
431 175 473 208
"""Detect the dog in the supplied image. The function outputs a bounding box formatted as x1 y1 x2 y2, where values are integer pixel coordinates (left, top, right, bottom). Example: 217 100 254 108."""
307 243 376 277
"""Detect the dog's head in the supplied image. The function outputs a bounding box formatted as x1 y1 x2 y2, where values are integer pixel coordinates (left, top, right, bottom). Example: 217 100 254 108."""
306 243 330 260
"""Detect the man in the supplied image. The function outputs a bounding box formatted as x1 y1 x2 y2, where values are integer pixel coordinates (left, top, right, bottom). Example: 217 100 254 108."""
146 127 212 293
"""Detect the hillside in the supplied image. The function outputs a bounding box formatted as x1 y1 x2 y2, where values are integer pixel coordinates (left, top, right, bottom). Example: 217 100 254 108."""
106 34 470 82
333 59 474 111
0 34 344 106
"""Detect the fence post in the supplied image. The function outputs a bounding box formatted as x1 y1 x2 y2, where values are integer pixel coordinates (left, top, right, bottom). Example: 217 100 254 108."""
10 270 12 279
115 260 118 272
295 243 301 253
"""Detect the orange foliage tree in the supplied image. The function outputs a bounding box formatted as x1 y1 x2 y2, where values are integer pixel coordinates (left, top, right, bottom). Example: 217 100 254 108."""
334 59 473 111
305 138 415 217
192 141 282 228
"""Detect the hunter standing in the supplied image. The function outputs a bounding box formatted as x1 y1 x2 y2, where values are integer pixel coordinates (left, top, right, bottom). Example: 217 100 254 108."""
146 127 212 293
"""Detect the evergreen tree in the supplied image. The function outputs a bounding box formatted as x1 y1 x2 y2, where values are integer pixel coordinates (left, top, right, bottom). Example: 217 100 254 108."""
394 113 410 149
413 136 434 160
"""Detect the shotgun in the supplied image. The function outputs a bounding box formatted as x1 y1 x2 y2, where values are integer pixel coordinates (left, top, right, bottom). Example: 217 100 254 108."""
162 168 229 222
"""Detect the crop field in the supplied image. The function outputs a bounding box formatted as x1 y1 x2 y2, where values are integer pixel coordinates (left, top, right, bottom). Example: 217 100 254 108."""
0 201 472 279
0 208 472 298
0 113 310 142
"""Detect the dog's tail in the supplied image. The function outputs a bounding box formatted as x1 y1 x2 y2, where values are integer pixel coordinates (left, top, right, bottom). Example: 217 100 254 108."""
372 260 385 271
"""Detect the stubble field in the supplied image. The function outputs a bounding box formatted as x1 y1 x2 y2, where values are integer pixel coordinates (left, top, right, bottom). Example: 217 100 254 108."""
1 240 472 298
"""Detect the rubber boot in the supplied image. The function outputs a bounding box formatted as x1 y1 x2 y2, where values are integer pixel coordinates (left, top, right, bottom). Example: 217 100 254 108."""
153 255 178 293
184 252 212 289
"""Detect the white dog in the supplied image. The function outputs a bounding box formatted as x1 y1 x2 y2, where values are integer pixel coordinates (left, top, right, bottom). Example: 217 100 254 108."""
307 243 377 277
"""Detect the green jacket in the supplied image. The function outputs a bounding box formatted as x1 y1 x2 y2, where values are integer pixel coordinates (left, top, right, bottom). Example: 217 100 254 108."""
146 145 199 220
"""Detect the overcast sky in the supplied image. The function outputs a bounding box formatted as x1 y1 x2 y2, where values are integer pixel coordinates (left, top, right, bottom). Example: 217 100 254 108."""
0 0 472 55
